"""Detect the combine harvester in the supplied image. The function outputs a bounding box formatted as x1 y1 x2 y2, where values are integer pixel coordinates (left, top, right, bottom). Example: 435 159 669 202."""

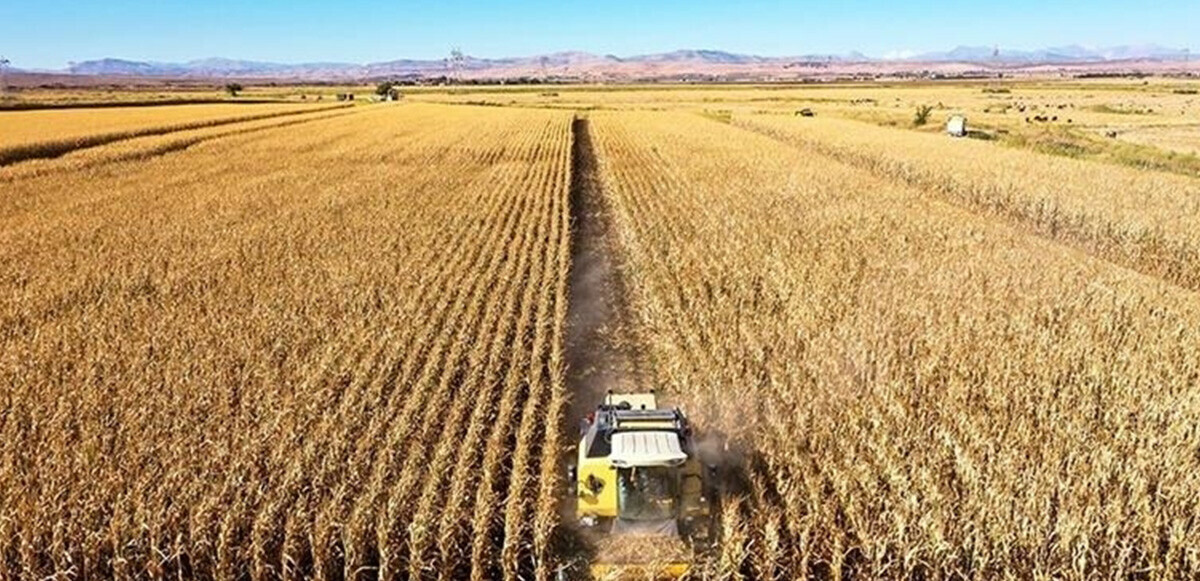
565 391 720 580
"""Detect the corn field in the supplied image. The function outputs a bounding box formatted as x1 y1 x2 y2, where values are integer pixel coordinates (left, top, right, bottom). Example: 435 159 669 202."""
735 114 1200 290
0 103 349 166
2 98 1199 580
588 111 1200 579
1 103 572 580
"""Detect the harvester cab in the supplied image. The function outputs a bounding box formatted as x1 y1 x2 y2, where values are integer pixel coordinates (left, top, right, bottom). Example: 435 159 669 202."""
566 391 719 578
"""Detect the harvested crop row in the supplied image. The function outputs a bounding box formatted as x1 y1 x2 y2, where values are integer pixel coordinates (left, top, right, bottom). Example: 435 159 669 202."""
736 114 1200 290
0 103 572 580
589 111 1200 579
0 102 350 165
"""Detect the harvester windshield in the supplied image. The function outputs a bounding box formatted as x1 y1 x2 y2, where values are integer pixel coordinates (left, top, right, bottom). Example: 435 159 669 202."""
616 466 679 521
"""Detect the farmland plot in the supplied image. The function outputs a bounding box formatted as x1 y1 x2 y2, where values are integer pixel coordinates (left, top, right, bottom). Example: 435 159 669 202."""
0 106 361 182
588 111 1200 579
0 104 572 581
1117 124 1200 157
5 93 1200 581
736 114 1200 290
0 102 347 166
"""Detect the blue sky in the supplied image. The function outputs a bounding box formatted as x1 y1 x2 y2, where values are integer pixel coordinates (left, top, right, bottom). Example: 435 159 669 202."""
3 0 1197 69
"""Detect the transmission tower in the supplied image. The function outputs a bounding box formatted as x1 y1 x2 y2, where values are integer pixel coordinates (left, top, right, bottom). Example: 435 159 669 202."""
0 57 10 96
448 47 465 83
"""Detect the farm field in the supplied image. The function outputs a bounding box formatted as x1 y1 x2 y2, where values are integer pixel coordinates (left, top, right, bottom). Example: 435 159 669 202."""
0 102 351 166
0 85 372 109
0 105 361 181
587 110 1200 578
734 114 1200 288
1 103 573 580
407 79 1200 176
2 81 1200 580
1118 123 1200 156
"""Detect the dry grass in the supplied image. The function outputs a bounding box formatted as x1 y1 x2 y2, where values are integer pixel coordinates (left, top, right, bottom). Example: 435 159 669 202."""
589 110 1200 579
1117 124 1200 157
0 103 572 580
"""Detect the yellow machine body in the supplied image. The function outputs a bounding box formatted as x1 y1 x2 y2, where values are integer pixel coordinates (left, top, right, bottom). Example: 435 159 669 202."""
574 393 709 523
568 392 717 579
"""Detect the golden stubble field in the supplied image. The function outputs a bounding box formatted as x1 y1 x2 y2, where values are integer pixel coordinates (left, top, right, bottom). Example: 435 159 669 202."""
2 81 1199 580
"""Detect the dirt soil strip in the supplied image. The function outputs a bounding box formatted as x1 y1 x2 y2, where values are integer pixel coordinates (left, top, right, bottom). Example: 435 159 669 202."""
558 115 646 579
564 116 643 427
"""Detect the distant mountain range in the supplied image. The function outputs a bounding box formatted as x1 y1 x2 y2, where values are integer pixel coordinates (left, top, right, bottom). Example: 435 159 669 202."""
908 44 1191 63
36 45 1195 80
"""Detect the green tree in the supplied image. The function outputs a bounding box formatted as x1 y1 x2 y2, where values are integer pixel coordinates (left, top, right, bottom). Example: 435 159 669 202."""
376 82 403 101
913 104 934 126
224 83 244 97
